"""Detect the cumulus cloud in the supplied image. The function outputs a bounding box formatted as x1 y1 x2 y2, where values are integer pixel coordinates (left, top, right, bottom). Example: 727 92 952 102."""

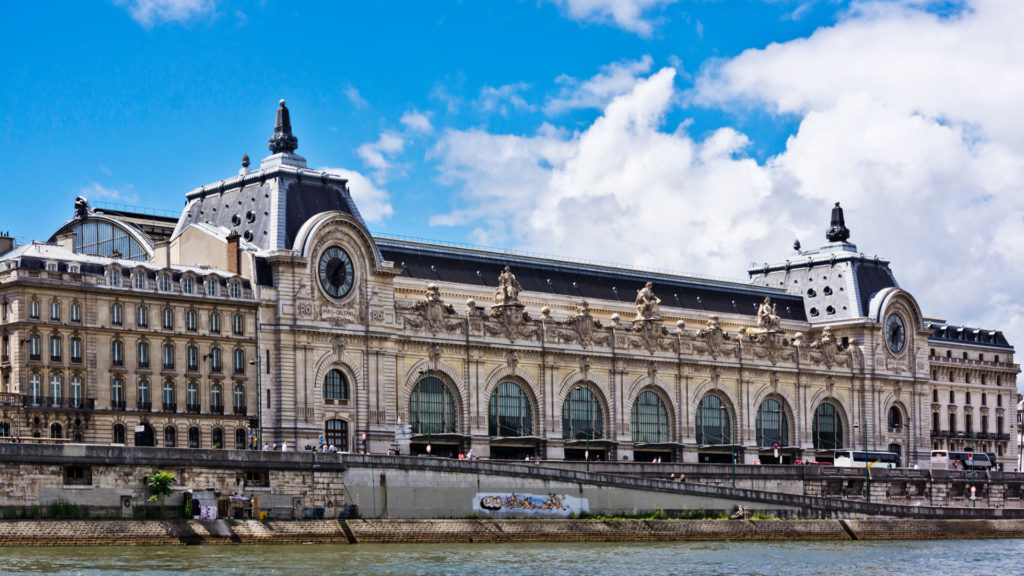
477 83 534 116
117 0 215 28
357 132 405 183
343 84 368 109
545 55 654 115
551 0 676 36
400 110 433 134
318 167 394 223
432 68 775 274
693 0 1024 351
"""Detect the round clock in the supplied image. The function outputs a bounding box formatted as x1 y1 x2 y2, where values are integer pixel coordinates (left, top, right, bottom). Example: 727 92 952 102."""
317 246 354 299
885 313 906 354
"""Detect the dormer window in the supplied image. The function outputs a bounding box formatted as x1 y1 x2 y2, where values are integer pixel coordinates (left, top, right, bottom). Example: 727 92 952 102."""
230 281 240 299
207 279 218 297
68 265 79 274
46 262 57 272
107 268 120 287
134 272 146 290
183 276 194 294
159 275 170 292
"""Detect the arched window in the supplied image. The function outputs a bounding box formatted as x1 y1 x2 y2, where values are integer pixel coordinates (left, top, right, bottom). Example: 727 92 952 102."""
408 376 457 434
211 427 223 449
64 219 149 260
631 390 669 443
326 419 349 451
50 423 62 439
488 381 533 437
165 426 176 448
562 384 603 440
813 402 844 450
113 423 126 444
696 394 731 445
888 406 903 429
188 426 200 448
323 369 350 402
888 443 901 459
756 397 789 448
235 428 247 450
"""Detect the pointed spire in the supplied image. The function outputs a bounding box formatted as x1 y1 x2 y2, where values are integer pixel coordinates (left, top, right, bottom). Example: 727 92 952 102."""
268 99 299 154
825 201 850 243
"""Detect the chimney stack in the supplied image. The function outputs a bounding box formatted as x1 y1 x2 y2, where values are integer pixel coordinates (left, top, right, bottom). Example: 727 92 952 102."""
226 231 240 274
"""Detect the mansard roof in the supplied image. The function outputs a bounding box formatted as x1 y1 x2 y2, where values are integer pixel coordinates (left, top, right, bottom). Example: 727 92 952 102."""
376 237 807 320
927 322 1012 350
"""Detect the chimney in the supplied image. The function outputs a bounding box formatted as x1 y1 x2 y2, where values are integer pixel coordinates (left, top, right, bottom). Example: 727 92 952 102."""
0 232 13 256
226 231 240 274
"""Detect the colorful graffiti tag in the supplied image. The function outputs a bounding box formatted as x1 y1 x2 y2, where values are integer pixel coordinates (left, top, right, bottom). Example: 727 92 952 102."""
472 493 589 518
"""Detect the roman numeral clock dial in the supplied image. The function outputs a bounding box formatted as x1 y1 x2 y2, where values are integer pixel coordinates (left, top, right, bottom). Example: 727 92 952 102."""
885 313 906 354
318 246 354 299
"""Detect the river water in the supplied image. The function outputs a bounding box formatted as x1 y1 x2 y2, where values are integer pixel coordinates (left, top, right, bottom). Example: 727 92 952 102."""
4 539 1022 575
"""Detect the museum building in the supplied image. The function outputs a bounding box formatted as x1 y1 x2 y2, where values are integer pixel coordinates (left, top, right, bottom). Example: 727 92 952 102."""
0 101 1018 467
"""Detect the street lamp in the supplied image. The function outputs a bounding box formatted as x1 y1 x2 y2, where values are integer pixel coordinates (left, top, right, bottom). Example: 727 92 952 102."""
720 405 735 488
248 356 263 448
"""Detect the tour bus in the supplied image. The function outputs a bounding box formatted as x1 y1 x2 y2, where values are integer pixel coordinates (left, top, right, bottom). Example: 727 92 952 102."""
833 450 901 468
930 450 993 470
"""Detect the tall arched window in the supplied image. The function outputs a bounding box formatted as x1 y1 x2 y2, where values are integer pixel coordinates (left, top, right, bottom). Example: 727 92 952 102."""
488 381 533 437
631 391 669 443
813 402 844 450
326 419 349 451
756 397 789 448
164 426 176 447
188 426 200 448
562 384 603 440
50 423 62 439
235 428 247 450
696 394 731 445
211 427 224 449
408 376 457 434
113 423 126 444
323 369 350 402
888 406 903 429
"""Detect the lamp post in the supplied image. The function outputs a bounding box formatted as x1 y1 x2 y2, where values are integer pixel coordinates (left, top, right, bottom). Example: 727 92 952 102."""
248 356 263 449
721 405 735 488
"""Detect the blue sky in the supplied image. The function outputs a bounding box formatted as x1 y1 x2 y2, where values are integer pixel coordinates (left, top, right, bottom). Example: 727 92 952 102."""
4 0 1024 385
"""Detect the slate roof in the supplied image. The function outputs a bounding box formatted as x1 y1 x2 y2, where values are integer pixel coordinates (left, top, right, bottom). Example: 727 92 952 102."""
927 322 1012 349
376 237 807 320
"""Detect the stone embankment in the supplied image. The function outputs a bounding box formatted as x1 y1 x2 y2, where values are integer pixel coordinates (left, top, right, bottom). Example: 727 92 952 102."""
2 518 1024 545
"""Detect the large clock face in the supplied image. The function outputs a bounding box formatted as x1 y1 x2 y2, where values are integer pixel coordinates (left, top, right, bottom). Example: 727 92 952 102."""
318 246 354 299
885 313 906 354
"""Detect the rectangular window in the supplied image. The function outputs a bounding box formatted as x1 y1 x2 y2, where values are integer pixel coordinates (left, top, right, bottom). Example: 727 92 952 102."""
186 310 196 331
70 376 82 408
233 385 246 413
230 282 240 298
137 306 148 328
70 338 82 363
46 263 57 272
210 312 220 333
111 304 122 326
207 281 218 297
187 346 198 371
162 344 174 369
233 314 243 335
49 375 61 402
111 378 124 408
28 374 40 403
108 269 120 287
137 341 149 368
111 340 123 366
159 275 170 292
187 382 199 410
134 273 146 290
137 380 150 408
63 466 92 486
49 336 61 361
183 277 194 294
29 336 40 361
50 302 60 320
162 308 173 330
233 349 245 374
70 303 80 322
29 301 39 319
210 348 221 372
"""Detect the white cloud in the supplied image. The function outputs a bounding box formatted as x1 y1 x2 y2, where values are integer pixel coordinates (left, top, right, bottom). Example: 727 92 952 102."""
344 84 368 109
477 83 534 116
432 68 775 274
551 0 676 36
691 0 1024 368
116 0 215 28
400 110 433 134
545 55 654 115
357 132 405 183
79 182 139 205
318 167 394 223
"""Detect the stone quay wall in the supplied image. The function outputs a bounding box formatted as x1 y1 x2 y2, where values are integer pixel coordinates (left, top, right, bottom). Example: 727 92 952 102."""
2 518 1024 546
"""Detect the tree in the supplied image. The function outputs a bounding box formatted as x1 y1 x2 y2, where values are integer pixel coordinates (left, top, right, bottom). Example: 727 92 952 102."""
145 470 176 516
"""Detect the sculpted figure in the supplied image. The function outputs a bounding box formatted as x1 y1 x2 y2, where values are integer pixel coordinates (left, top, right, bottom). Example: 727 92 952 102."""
757 297 781 332
494 266 522 306
635 282 661 320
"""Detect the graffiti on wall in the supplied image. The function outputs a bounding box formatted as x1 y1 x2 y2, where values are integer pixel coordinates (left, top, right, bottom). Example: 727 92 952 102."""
472 493 589 518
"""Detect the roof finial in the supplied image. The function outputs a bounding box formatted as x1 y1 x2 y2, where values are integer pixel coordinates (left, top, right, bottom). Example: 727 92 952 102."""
825 201 850 243
268 99 299 154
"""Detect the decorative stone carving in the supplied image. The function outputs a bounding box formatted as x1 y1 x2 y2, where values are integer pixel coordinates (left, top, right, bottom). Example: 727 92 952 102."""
331 335 346 358
405 284 460 334
769 371 779 390
634 282 661 321
427 343 442 371
756 297 782 332
570 300 601 348
506 349 519 372
74 196 93 219
494 266 522 306
631 317 670 355
485 305 538 342
752 330 791 366
810 326 838 368
696 315 733 359
579 356 591 380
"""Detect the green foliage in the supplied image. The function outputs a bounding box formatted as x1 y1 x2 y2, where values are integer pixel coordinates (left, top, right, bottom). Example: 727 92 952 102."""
750 511 779 520
46 501 83 519
145 470 176 503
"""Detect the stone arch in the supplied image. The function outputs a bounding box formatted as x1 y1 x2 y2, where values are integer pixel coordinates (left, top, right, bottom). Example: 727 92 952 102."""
293 211 386 273
750 382 799 421
402 358 467 433
626 381 676 442
882 396 909 429
807 388 852 422
690 380 739 416
482 364 541 406
809 395 851 448
556 369 610 407
314 349 362 393
625 374 674 410
751 391 797 447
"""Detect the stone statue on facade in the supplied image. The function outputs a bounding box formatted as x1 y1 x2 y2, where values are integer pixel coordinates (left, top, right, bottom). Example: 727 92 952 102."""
494 266 522 306
756 297 781 332
635 282 661 320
